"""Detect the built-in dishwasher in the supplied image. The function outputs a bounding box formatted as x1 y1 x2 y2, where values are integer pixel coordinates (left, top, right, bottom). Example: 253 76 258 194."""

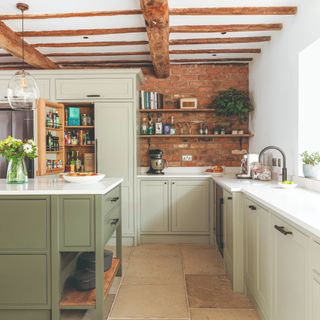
215 184 224 256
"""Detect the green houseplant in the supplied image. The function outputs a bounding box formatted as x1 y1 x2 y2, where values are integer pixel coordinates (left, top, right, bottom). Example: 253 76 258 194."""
213 88 253 123
300 151 320 179
0 136 37 184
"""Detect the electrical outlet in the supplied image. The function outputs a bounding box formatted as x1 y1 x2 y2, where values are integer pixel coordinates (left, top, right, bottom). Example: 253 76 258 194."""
182 155 192 161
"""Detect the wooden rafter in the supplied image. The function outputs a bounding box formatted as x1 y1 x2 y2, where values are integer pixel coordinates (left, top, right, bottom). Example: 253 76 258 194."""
140 0 170 78
170 7 297 15
46 51 150 57
0 21 58 69
32 40 149 48
170 48 261 54
170 36 271 45
55 60 152 65
0 7 297 20
19 27 146 37
170 24 282 33
172 58 253 62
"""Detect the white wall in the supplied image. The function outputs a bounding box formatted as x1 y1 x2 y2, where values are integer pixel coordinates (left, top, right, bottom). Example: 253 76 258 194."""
249 0 320 175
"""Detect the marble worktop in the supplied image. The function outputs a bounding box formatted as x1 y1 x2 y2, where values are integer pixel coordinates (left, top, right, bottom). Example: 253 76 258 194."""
0 176 123 195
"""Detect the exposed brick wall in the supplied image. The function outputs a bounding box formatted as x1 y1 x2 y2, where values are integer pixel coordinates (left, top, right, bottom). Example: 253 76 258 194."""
139 64 249 167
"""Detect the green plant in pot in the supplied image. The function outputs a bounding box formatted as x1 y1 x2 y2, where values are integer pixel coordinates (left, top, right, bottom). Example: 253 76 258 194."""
213 88 253 124
300 151 320 179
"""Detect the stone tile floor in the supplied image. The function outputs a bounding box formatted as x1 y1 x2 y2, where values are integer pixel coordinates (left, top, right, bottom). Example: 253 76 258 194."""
61 244 259 320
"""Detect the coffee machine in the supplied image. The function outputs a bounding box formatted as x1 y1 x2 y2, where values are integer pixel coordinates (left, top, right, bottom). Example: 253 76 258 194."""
147 149 167 174
236 153 259 179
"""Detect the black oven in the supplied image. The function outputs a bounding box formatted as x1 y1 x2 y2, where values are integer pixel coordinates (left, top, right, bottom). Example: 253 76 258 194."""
215 184 224 256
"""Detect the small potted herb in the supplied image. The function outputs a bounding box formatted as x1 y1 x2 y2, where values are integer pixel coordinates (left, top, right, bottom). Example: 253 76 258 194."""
213 88 253 123
300 151 320 179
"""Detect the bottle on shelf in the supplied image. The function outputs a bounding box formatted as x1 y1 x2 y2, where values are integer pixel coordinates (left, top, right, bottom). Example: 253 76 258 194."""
75 151 82 172
155 114 163 135
147 115 154 135
55 112 60 128
170 116 176 135
140 117 148 135
163 118 171 135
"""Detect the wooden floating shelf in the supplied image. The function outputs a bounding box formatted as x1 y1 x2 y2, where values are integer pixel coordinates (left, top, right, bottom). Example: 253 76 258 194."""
139 134 253 138
46 149 64 153
46 127 63 131
65 144 95 147
139 108 215 113
65 126 94 129
60 258 120 310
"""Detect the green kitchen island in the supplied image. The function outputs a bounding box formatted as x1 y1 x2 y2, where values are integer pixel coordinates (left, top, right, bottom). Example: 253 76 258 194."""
0 176 123 320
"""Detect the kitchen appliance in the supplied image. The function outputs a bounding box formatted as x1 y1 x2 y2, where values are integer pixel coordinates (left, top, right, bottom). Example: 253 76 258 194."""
215 184 224 256
0 104 34 178
147 149 167 174
236 153 259 179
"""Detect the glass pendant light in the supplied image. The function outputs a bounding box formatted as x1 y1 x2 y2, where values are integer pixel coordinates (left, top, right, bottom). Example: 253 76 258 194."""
7 3 39 110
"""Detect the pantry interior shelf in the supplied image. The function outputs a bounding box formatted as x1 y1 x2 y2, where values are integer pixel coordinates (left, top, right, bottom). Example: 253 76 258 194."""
139 108 215 113
60 258 120 310
139 134 253 138
65 126 94 129
65 145 95 148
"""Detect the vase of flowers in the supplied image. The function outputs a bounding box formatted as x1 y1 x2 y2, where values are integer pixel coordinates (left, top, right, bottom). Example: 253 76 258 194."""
0 136 38 184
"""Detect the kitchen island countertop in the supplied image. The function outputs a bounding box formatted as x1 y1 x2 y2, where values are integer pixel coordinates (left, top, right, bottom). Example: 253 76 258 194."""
0 176 123 195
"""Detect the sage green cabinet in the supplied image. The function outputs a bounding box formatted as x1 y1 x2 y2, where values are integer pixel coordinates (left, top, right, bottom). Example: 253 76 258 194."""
0 255 48 306
95 102 135 237
0 198 49 250
171 180 209 232
140 180 169 233
272 215 309 320
245 198 272 319
55 78 133 100
59 196 94 251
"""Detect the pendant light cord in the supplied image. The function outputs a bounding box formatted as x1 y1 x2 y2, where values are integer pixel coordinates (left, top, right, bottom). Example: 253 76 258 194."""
21 8 25 66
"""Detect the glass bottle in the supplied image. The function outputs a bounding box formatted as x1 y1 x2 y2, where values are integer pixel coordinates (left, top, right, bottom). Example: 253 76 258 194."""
140 117 148 135
170 116 176 135
147 116 154 135
75 151 81 172
155 114 163 135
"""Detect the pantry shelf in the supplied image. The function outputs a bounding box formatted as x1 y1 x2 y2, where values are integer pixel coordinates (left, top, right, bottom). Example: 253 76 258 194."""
65 126 94 129
60 258 120 310
139 108 215 113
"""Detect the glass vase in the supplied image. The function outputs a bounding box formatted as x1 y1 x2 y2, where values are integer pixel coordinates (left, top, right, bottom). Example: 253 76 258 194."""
6 158 28 184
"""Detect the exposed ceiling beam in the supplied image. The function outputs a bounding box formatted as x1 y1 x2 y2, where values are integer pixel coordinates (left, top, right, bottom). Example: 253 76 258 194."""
46 51 150 57
172 58 253 62
170 48 261 54
170 36 271 45
170 7 297 15
170 24 283 33
0 10 142 20
19 27 146 37
0 7 297 20
32 40 149 48
0 21 58 69
56 59 152 65
140 0 170 78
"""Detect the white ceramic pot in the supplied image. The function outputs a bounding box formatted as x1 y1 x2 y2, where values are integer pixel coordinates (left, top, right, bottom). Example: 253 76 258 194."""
303 164 320 179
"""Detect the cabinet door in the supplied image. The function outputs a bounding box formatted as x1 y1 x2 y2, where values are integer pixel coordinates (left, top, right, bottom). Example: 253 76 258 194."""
223 190 233 280
171 180 209 232
140 180 169 232
95 102 134 236
273 216 309 320
312 276 320 320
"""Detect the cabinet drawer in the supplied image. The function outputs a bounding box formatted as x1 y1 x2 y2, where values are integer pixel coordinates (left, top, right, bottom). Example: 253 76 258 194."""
104 204 121 244
0 310 50 320
104 186 121 215
0 255 48 306
0 199 48 250
311 240 320 276
60 196 94 251
55 78 133 100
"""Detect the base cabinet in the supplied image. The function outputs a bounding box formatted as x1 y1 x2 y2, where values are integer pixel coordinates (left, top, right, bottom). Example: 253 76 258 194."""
139 178 210 238
272 215 309 320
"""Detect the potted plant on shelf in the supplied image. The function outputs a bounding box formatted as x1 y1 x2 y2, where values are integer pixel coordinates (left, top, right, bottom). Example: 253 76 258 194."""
300 151 320 179
213 88 253 124
0 136 37 184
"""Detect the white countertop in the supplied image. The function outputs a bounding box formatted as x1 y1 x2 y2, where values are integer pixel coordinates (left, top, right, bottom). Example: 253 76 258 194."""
212 174 320 239
0 176 123 195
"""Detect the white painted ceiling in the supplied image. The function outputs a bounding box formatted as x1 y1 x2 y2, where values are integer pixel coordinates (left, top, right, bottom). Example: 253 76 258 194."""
0 0 299 68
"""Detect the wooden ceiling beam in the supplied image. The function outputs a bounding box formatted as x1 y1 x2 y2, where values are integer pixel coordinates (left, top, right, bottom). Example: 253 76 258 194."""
32 40 148 48
56 60 152 65
140 0 170 78
170 7 297 15
0 21 58 69
170 48 261 54
0 10 142 20
46 51 150 57
19 27 146 37
170 24 282 33
170 36 271 45
172 58 253 62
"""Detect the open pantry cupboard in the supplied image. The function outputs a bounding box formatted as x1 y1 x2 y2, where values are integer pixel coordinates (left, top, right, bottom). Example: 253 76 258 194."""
37 99 96 176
